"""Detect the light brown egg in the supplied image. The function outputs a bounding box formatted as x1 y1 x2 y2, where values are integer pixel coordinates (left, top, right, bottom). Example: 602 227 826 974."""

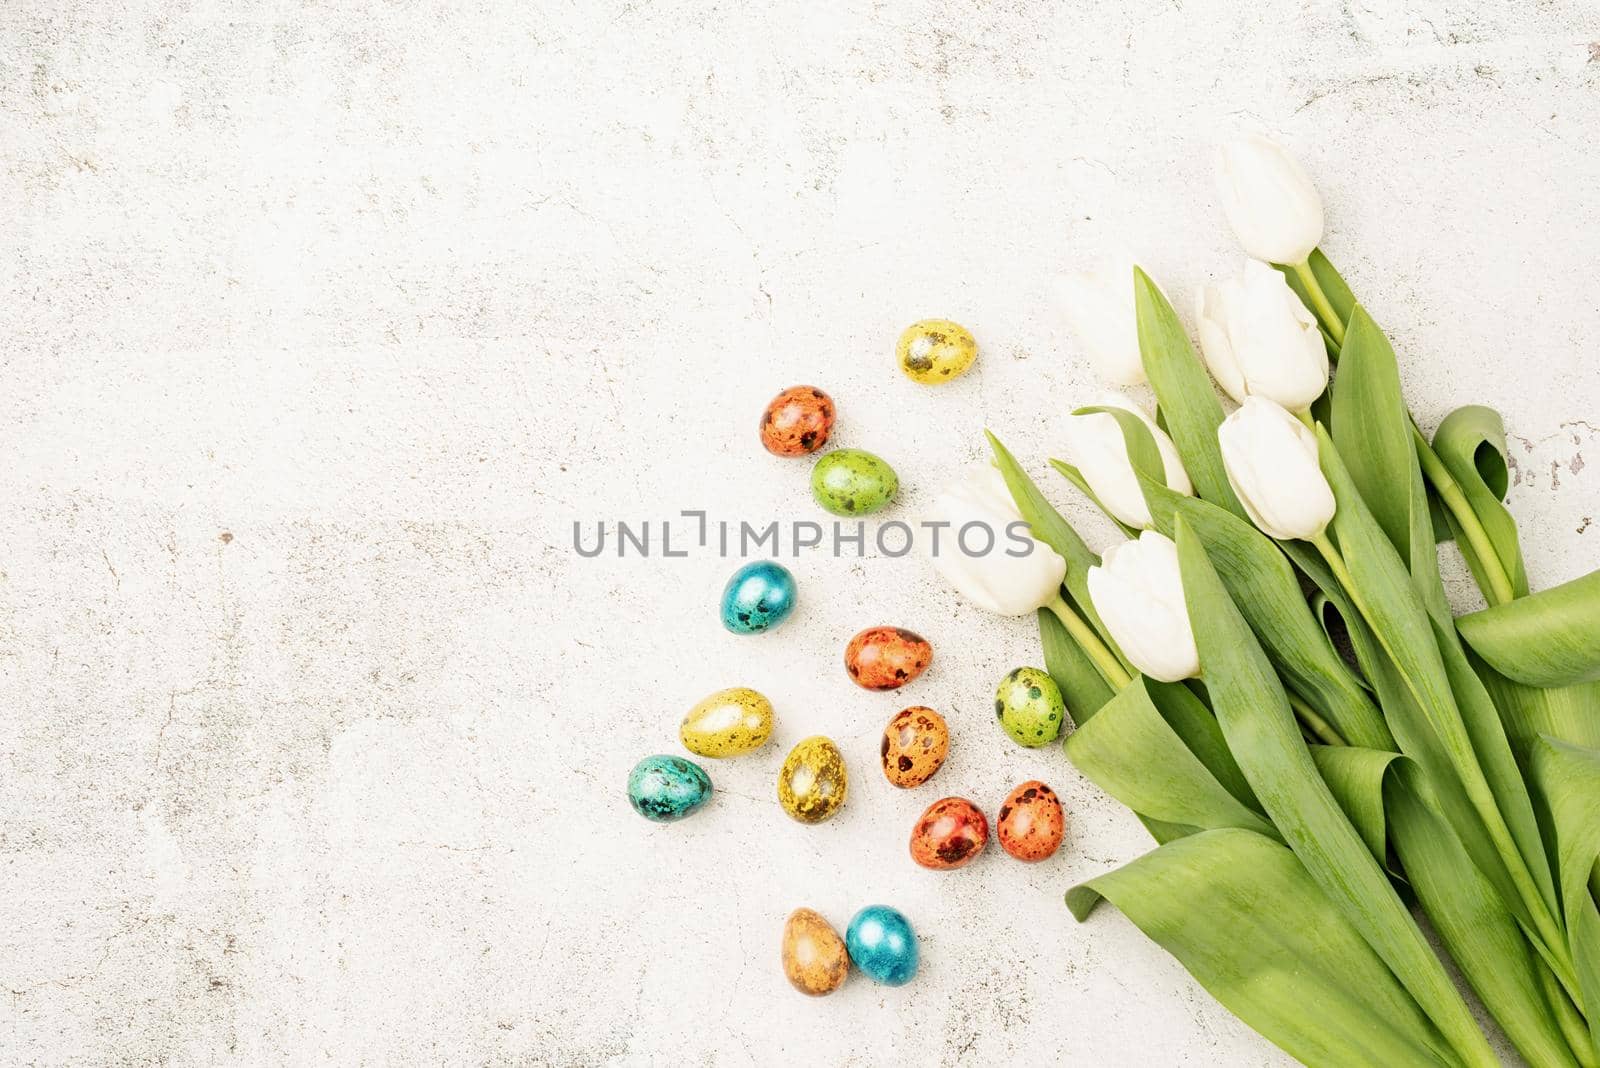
781 908 849 996
880 706 949 788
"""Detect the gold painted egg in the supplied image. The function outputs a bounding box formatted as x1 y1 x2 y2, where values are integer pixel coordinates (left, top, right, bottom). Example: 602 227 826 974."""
680 687 774 758
778 736 848 824
781 907 849 996
896 319 978 384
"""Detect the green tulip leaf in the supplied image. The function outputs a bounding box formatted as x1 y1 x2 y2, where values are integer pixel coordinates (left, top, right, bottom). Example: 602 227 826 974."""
1470 654 1600 766
1459 568 1600 688
1329 306 1450 620
1174 515 1498 1068
1133 267 1244 514
1308 744 1399 866
1068 829 1458 1067
1386 759 1590 1068
1432 405 1529 598
1529 736 1600 1061
1173 496 1393 751
1320 428 1568 973
1065 677 1275 838
1305 655 1586 1068
988 430 1126 667
1432 612 1561 919
1146 679 1261 813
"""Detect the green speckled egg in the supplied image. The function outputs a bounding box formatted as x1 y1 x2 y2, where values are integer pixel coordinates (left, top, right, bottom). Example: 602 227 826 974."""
994 667 1066 748
778 736 848 823
681 687 774 758
897 319 978 384
810 449 897 517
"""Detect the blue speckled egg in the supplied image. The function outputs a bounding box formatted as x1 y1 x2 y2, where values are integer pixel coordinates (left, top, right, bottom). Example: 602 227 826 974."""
627 755 712 823
846 905 918 986
720 561 797 634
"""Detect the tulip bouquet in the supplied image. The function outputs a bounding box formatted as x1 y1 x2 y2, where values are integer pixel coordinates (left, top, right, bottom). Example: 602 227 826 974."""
935 137 1600 1067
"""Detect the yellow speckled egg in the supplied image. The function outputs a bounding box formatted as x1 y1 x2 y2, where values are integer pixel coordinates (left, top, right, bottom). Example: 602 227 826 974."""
681 687 774 758
778 736 848 823
896 319 978 384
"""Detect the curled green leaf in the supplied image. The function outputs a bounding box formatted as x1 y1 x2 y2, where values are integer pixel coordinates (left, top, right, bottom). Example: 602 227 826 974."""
1431 405 1528 600
1459 569 1600 688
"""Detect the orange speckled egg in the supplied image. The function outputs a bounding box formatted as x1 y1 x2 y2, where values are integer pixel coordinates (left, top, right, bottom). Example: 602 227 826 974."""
880 706 949 789
909 796 988 870
844 627 932 691
997 780 1065 862
760 386 835 457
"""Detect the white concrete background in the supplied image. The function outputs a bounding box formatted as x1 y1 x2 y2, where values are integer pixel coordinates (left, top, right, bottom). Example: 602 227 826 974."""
3 1 1600 1064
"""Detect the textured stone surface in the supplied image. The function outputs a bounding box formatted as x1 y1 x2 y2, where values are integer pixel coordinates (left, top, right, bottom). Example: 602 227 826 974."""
4 1 1600 1063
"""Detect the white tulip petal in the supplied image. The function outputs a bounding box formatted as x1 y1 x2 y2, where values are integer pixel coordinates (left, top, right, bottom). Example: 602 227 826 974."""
1063 393 1193 530
1087 531 1199 682
1194 283 1248 405
923 464 1068 617
1213 136 1325 267
1218 396 1336 541
1050 256 1147 386
1194 259 1328 411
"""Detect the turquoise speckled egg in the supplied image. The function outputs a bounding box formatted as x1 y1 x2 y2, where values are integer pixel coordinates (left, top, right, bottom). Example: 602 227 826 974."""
995 666 1066 748
720 561 797 634
846 905 918 986
810 449 898 517
628 755 713 822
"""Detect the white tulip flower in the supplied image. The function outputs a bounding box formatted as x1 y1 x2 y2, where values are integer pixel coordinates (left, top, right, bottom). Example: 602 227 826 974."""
1062 392 1193 530
1050 254 1146 386
924 464 1068 616
1213 136 1325 266
1087 531 1200 683
1218 396 1337 541
1195 258 1330 412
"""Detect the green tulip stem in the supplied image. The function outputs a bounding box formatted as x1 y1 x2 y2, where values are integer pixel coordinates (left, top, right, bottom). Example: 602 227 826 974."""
1288 692 1345 747
1537 964 1600 1068
1047 593 1134 691
1310 530 1581 997
1310 531 1357 607
1319 325 1341 360
1409 423 1515 607
1292 259 1346 345
1292 408 1316 430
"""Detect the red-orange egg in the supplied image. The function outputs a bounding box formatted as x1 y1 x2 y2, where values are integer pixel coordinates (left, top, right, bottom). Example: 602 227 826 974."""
845 627 932 691
996 780 1064 862
760 386 835 457
910 796 988 870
